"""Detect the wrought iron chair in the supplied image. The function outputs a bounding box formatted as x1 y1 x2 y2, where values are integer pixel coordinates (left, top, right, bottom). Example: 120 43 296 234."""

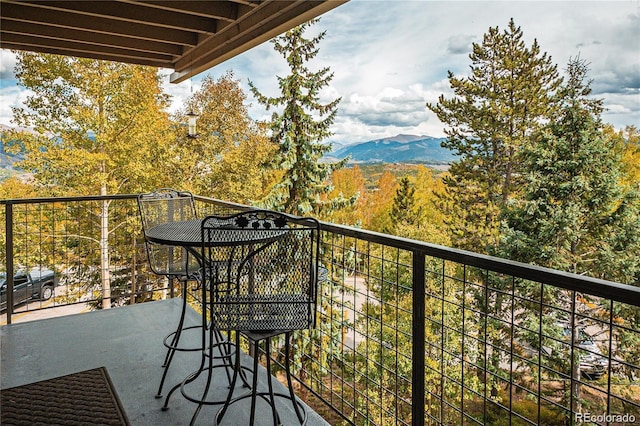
200 210 320 426
137 189 201 398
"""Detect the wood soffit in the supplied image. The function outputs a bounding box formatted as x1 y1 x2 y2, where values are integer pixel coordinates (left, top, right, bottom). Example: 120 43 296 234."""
0 0 347 83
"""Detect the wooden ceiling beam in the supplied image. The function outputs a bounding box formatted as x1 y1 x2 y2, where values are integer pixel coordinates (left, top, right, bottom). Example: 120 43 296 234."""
2 42 171 68
5 0 216 33
171 0 346 83
173 0 301 73
1 2 198 46
1 33 175 63
1 20 183 56
123 0 240 21
0 0 348 83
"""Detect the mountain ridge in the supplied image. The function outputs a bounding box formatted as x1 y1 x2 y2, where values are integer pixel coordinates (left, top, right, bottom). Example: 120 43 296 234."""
1 128 456 174
328 134 454 164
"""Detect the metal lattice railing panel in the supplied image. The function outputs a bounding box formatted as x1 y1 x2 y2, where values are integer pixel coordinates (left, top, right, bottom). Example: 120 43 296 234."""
2 195 639 426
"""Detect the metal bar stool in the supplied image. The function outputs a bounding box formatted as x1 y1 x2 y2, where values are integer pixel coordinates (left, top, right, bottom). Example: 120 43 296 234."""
198 210 320 426
137 189 204 399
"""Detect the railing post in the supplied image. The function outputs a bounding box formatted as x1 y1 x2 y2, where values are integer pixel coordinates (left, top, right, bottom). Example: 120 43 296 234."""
5 201 14 324
412 250 426 426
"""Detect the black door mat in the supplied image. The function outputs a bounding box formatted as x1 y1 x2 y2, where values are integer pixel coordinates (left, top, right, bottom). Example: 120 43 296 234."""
1 366 130 425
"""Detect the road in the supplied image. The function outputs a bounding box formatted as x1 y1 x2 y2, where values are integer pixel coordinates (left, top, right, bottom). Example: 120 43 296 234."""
0 293 90 325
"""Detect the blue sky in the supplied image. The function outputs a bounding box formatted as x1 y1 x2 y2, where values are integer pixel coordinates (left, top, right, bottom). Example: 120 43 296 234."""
1 1 638 146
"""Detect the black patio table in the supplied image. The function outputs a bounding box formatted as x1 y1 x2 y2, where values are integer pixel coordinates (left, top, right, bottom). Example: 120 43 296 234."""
144 218 286 419
145 218 286 249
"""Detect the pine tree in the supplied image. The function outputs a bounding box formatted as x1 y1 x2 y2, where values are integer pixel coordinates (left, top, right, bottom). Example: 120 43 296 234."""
428 18 562 253
499 58 640 409
428 19 563 399
249 18 350 216
500 58 640 282
389 176 418 228
248 20 353 394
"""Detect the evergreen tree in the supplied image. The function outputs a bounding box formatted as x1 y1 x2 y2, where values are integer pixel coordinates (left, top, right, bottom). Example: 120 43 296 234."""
500 58 640 283
249 18 351 216
248 20 353 395
428 19 563 400
499 58 640 410
389 176 418 229
428 18 562 253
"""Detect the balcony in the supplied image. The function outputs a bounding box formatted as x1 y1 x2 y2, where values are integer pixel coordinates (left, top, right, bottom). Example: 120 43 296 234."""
2 194 640 425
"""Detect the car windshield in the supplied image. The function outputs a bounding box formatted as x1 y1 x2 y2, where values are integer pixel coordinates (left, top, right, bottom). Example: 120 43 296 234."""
561 327 592 343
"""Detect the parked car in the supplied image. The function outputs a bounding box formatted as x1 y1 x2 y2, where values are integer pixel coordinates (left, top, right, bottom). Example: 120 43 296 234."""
0 268 59 311
561 327 609 380
517 324 612 380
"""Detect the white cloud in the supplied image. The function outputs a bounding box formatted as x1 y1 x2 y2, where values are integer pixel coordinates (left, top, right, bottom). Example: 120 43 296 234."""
0 85 33 127
606 104 632 114
314 0 640 144
0 50 17 79
447 34 476 55
159 69 193 116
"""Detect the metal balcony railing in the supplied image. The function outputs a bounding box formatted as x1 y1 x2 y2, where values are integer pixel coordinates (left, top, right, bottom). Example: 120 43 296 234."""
2 194 639 426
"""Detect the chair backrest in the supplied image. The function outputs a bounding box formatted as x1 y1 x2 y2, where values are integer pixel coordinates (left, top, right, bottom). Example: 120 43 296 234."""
138 188 197 231
138 189 198 278
201 210 320 332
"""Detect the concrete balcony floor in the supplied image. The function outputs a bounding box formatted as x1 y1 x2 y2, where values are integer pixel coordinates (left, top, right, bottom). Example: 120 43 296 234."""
1 299 328 426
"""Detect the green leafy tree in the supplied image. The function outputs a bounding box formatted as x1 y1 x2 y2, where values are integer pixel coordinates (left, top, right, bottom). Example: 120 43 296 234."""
323 165 366 226
365 171 398 233
353 250 480 425
621 126 640 182
170 72 275 204
249 18 351 216
428 18 562 253
7 53 172 308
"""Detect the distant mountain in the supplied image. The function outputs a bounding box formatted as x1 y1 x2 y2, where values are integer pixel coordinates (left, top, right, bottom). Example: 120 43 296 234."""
328 134 454 164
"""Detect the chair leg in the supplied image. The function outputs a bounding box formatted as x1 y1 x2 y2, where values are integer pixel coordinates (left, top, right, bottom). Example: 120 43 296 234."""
215 328 236 385
156 277 188 398
162 280 207 411
215 333 243 425
248 341 261 426
189 318 219 425
156 332 179 398
285 332 305 423
265 338 281 426
162 278 184 366
214 333 306 425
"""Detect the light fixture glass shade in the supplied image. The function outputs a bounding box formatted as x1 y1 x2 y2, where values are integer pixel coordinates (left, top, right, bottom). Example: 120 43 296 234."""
186 110 198 138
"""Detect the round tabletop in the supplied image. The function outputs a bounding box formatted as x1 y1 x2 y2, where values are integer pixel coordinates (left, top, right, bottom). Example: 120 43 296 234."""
145 219 286 248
